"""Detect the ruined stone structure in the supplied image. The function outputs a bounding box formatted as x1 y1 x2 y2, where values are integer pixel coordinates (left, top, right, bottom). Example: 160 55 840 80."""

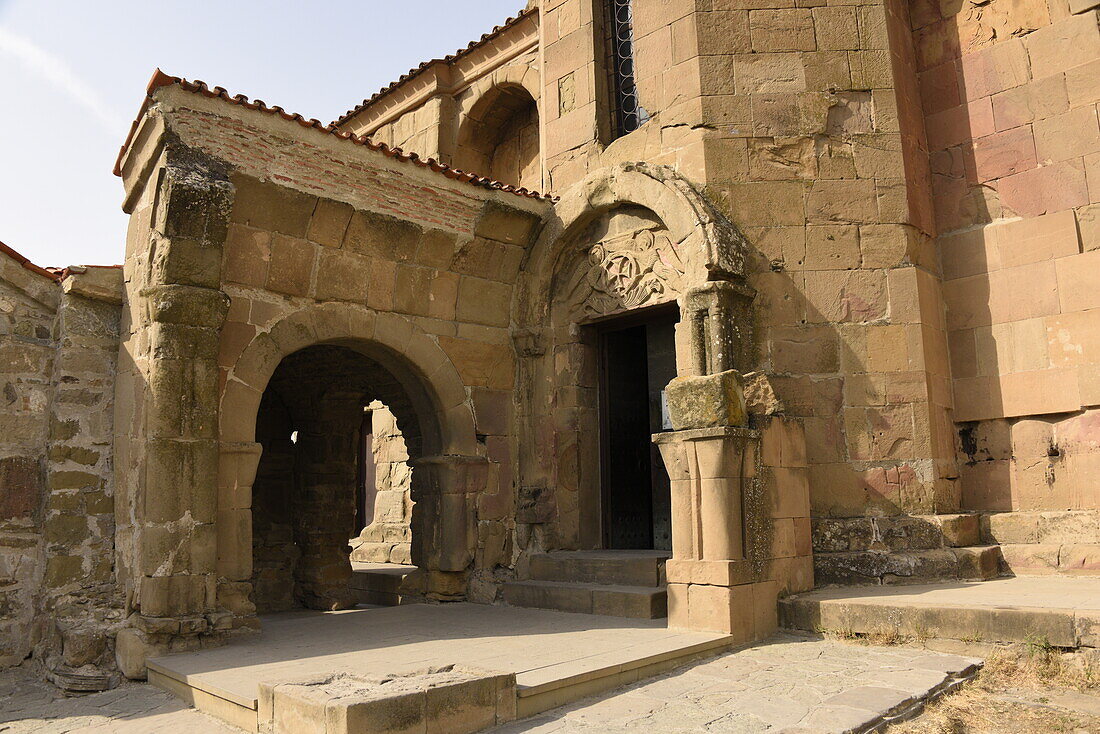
0 0 1098 695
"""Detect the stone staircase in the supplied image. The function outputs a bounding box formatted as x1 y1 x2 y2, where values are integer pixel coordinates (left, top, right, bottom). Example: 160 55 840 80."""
502 550 670 619
812 514 1005 586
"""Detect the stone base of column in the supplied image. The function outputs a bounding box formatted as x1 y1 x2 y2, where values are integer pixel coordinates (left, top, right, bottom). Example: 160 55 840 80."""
114 610 246 680
654 416 813 640
667 581 779 642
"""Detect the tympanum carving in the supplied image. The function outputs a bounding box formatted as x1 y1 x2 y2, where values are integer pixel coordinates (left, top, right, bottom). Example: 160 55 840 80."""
565 228 685 320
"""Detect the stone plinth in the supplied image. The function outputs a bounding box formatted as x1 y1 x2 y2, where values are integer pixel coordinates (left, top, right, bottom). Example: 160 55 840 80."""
258 666 516 734
654 419 812 641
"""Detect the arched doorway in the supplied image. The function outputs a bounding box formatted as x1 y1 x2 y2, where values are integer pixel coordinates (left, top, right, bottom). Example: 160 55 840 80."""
454 84 540 190
513 163 753 556
524 205 686 551
250 344 436 612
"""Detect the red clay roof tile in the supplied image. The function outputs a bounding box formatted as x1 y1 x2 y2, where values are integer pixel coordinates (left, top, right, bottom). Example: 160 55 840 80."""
115 68 556 202
332 7 535 127
0 239 62 282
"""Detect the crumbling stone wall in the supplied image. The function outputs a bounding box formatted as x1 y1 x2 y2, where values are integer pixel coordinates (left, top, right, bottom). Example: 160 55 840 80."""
0 256 57 668
38 268 125 690
0 256 124 687
350 402 414 565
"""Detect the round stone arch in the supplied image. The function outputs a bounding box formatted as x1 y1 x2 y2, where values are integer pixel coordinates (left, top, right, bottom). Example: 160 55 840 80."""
452 64 542 189
521 162 748 304
216 302 482 605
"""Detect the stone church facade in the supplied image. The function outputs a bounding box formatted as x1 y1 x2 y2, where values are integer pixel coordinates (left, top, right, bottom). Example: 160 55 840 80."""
0 0 1097 691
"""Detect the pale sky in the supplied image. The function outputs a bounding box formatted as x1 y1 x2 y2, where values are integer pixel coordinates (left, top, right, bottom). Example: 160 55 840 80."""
0 0 523 268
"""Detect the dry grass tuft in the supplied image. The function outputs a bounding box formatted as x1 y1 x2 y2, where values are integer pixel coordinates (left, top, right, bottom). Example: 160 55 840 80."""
888 647 1100 733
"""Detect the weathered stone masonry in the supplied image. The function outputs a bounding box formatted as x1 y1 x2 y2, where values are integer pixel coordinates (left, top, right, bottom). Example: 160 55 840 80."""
0 256 124 688
0 0 1096 692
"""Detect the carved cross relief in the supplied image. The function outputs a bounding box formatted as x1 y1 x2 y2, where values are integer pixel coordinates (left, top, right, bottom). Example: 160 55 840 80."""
565 227 686 320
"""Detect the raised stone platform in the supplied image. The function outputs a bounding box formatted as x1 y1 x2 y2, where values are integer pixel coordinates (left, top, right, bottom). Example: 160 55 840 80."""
147 603 732 731
349 562 417 606
780 576 1100 648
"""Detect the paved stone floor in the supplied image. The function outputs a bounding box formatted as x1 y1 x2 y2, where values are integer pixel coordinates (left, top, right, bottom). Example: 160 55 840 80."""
0 666 238 733
490 635 981 733
147 604 731 709
0 635 981 733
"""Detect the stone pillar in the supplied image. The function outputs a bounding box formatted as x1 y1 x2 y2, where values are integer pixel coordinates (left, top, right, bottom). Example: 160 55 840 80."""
215 441 262 625
408 455 489 601
115 154 233 678
653 283 811 641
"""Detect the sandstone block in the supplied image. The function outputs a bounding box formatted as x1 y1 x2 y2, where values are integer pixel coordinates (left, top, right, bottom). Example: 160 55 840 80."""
735 53 807 94
665 370 747 429
307 199 354 248
999 543 1061 574
231 174 314 238
749 9 816 51
813 7 859 50
1024 12 1100 80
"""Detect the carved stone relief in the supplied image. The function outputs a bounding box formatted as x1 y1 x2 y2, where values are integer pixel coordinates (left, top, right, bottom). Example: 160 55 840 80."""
564 226 686 320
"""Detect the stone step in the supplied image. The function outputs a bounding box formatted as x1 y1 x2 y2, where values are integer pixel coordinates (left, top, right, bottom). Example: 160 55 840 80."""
813 546 1005 586
813 514 982 554
779 576 1100 649
528 550 670 587
350 562 417 606
502 580 668 619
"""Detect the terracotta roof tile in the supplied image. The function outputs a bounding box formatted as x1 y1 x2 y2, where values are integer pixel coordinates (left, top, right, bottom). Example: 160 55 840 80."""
0 239 62 282
114 68 556 202
332 6 535 127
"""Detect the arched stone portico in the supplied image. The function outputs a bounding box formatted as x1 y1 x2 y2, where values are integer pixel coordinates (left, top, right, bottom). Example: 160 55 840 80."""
216 304 484 619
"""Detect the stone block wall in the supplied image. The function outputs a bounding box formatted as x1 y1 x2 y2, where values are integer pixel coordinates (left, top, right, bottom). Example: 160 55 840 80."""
110 79 551 645
915 3 1100 513
38 268 125 688
0 254 58 667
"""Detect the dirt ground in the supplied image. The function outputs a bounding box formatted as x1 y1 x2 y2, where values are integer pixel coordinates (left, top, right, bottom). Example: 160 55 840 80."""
887 645 1100 734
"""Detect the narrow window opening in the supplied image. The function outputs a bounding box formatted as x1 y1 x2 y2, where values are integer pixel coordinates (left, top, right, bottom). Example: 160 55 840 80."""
603 0 649 140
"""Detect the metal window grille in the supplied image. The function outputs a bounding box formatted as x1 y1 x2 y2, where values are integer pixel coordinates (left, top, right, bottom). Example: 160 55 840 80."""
607 0 648 138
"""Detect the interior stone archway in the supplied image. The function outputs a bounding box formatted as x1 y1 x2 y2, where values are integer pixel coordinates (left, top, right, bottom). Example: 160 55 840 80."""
250 344 429 612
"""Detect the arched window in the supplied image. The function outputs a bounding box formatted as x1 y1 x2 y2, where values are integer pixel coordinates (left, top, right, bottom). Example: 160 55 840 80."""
454 84 540 189
603 0 649 140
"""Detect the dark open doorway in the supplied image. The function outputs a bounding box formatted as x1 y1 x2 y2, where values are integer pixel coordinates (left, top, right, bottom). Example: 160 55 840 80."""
597 305 678 550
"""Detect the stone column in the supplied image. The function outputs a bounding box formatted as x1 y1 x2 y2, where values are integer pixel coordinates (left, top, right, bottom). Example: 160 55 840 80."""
653 283 811 641
115 154 233 678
